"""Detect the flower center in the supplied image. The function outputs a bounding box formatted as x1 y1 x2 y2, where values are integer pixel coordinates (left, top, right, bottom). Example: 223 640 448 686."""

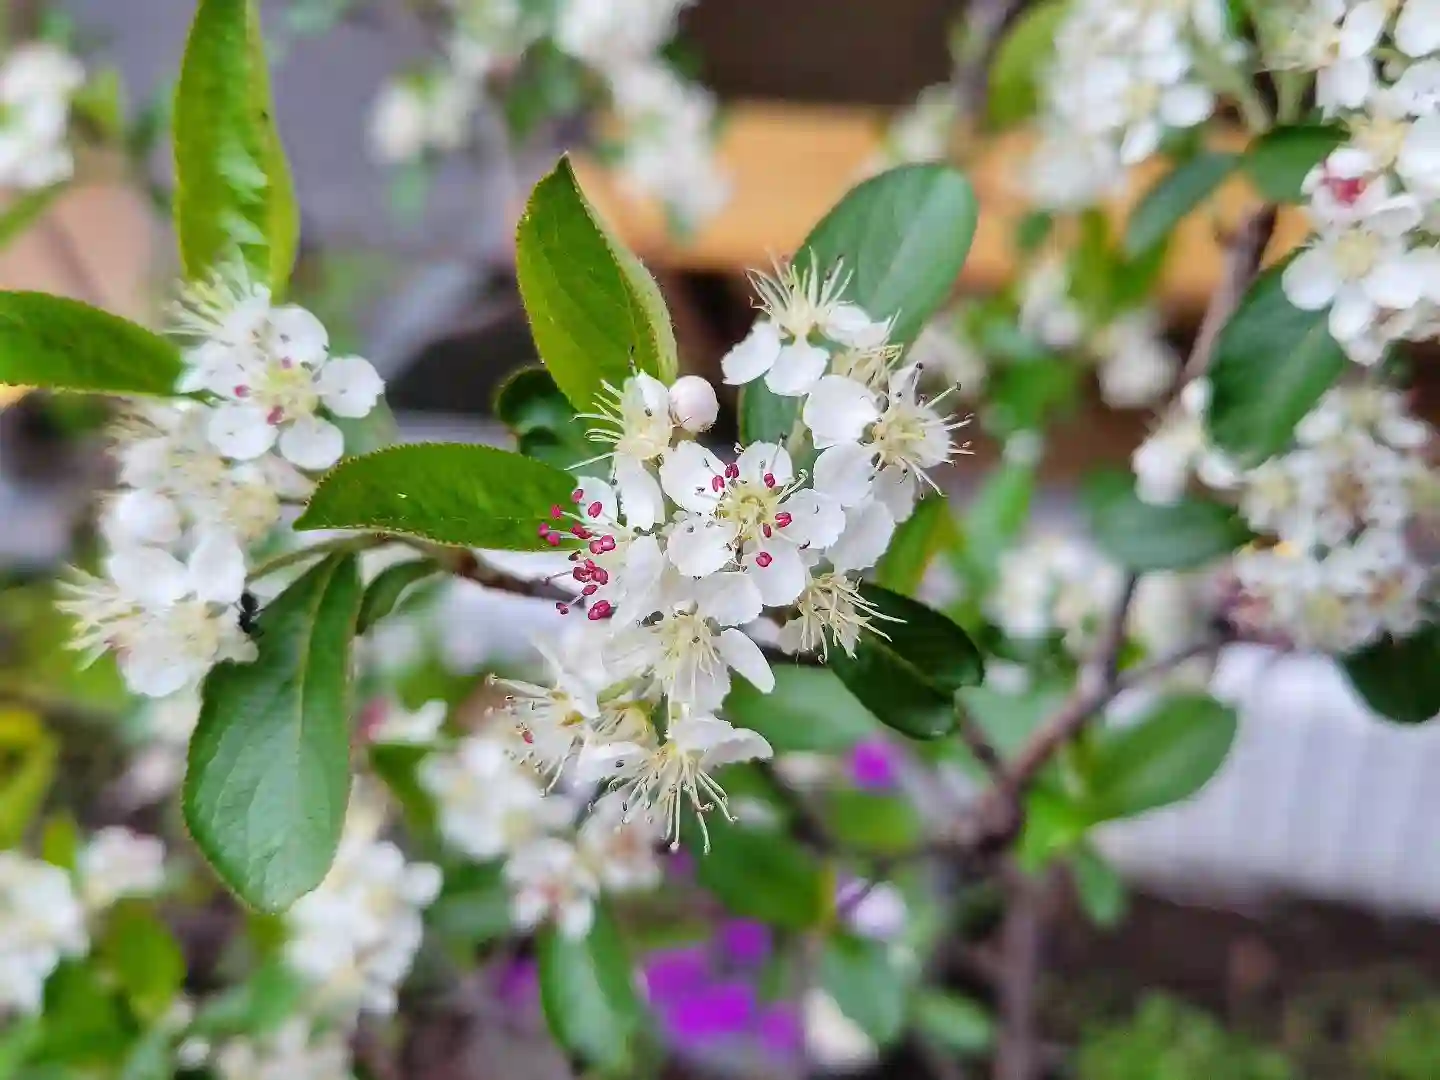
716 480 785 539
252 360 318 421
1353 117 1407 170
1332 230 1382 279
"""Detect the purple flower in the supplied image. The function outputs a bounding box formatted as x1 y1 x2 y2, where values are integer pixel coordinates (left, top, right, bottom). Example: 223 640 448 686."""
719 919 772 967
644 946 711 1000
757 1003 805 1060
848 738 901 790
667 981 757 1047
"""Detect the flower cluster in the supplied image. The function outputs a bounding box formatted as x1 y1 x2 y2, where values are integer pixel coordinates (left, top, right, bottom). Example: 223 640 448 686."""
0 42 84 192
1274 2 1440 365
0 828 165 1016
1027 0 1235 210
60 269 384 698
367 0 728 229
1136 381 1437 653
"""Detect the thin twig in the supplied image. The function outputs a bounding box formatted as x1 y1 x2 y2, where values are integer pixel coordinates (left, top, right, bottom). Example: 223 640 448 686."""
1182 204 1279 384
950 0 1027 124
993 865 1049 1080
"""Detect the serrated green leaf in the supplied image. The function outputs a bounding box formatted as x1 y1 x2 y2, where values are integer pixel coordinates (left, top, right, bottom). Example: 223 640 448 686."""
184 553 362 910
1342 626 1440 724
101 904 185 1024
537 909 643 1072
722 665 880 753
822 933 910 1046
1243 124 1346 203
1082 469 1252 571
1206 258 1348 464
173 0 298 290
357 559 440 633
294 444 577 550
1125 152 1239 257
693 815 826 929
912 990 994 1055
987 0 1071 129
515 156 677 413
741 164 978 443
0 292 182 396
875 495 956 598
829 585 983 740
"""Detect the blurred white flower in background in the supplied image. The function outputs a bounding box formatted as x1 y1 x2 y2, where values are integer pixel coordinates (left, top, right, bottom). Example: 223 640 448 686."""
0 43 83 191
76 828 166 912
0 851 88 1015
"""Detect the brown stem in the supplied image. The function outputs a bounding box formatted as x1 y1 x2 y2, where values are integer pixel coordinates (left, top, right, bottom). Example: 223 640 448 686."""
993 866 1049 1080
950 0 1027 124
1182 204 1279 384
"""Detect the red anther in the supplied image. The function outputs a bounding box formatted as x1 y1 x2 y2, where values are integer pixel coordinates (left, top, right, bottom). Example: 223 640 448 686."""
266 406 284 425
550 504 563 519
763 473 776 488
280 357 295 370
546 534 561 547
775 512 793 528
555 603 570 614
587 600 614 621
572 488 585 502
571 525 591 539
600 535 617 552
582 583 599 596
522 729 536 745
711 475 725 492
762 524 773 538
573 567 590 582
1325 170 1367 206
589 540 605 555
585 558 599 570
234 385 250 398
755 552 774 568
724 462 740 479
538 522 551 536
588 501 604 518
591 567 610 585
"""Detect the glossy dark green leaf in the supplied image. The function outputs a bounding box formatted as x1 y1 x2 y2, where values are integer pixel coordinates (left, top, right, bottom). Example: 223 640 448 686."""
357 559 441 633
912 990 994 1055
1125 152 1238 257
493 365 595 470
1342 625 1440 724
1082 469 1253 571
875 495 956 597
516 156 677 412
0 292 183 396
537 909 643 1072
1206 258 1348 464
294 444 577 550
822 933 910 1046
987 0 1071 128
1243 124 1347 203
694 816 826 929
829 585 983 740
722 665 880 753
184 553 362 910
173 0 298 289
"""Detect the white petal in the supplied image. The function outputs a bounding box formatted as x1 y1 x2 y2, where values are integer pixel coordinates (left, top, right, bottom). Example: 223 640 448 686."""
279 416 345 471
822 303 888 349
717 628 774 693
873 465 918 523
187 529 247 606
121 647 194 699
744 543 807 606
828 501 896 573
316 355 384 419
666 518 737 577
669 714 739 755
659 441 725 513
1282 249 1342 310
721 321 783 385
1397 0 1440 58
207 403 277 461
107 546 190 608
1120 120 1161 166
764 341 830 397
813 443 877 507
618 534 665 614
695 571 764 626
668 375 719 433
574 475 619 521
1328 289 1376 341
1340 0 1387 57
737 442 793 486
701 726 774 769
613 455 662 531
779 490 845 548
105 490 180 546
270 305 329 365
1364 256 1423 309
631 372 671 416
1159 83 1213 128
802 376 880 448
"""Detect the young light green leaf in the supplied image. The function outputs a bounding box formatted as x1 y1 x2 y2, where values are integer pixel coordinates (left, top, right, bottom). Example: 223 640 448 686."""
184 553 362 911
537 909 643 1072
1124 152 1239 257
722 665 880 753
825 790 923 855
0 292 182 396
101 904 185 1024
515 156 677 412
0 184 65 250
694 815 827 929
822 933 910 1046
173 0 299 290
986 0 1071 129
1082 693 1238 821
912 990 994 1056
1242 124 1346 203
0 1018 40 1080
0 709 58 848
875 495 956 597
1082 470 1253 571
357 559 441 633
1071 845 1128 928
1342 626 1440 724
1206 259 1347 464
741 164 978 443
829 585 983 740
294 444 577 550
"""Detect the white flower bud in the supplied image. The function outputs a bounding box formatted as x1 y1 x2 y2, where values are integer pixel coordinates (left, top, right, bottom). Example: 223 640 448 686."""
668 375 719 433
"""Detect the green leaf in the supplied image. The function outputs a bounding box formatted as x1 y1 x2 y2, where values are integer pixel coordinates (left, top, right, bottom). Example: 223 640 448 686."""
1342 626 1440 724
0 184 65 250
1206 258 1348 464
987 0 1071 129
184 553 362 910
822 933 909 1046
368 742 437 834
825 789 923 855
694 815 826 929
1082 470 1252 571
504 40 587 141
173 0 298 290
875 496 956 597
294 444 578 550
0 1018 40 1080
35 961 130 1065
912 990 994 1056
357 559 441 633
829 585 983 740
984 353 1081 436
0 709 58 848
1243 124 1347 203
493 365 595 470
189 960 304 1037
956 681 1068 770
0 292 183 396
515 156 677 413
101 904 185 1024
1125 152 1238 257
1071 845 1128 928
40 813 80 871
722 665 880 753
1082 693 1238 821
741 164 978 443
427 863 513 946
537 909 643 1072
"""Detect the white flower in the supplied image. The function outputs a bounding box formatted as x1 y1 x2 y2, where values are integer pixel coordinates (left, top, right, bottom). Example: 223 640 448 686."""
777 571 892 658
212 1020 352 1080
76 828 166 912
837 879 909 941
369 699 447 745
491 632 606 781
1093 310 1179 408
668 374 719 433
0 851 87 1016
555 0 691 71
826 500 898 574
0 43 83 191
576 794 663 893
605 605 773 711
368 70 475 165
504 837 599 939
804 990 877 1072
989 536 1125 657
1019 258 1086 350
